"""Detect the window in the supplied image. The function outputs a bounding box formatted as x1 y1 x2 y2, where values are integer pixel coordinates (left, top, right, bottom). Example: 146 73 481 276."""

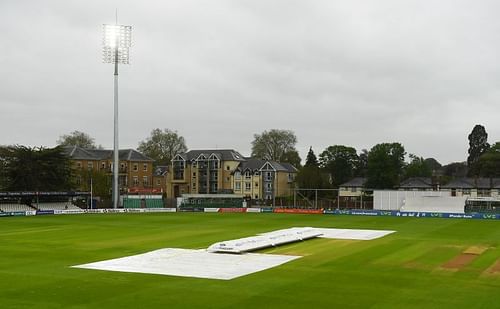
143 164 148 171
254 195 258 199
226 166 230 171
288 173 294 182
462 189 471 195
143 176 148 186
350 187 357 192
266 195 272 200
254 171 260 176
255 182 259 187
101 162 106 170
133 164 138 172
192 183 196 189
76 176 81 185
235 171 241 180
245 182 251 191
193 172 196 178
266 183 272 192
77 162 82 169
245 171 251 179
156 179 161 186
133 176 139 186
265 172 273 181
87 162 93 170
235 182 241 191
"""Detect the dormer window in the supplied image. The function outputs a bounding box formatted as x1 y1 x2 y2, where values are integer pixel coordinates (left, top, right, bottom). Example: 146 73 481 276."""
244 171 251 179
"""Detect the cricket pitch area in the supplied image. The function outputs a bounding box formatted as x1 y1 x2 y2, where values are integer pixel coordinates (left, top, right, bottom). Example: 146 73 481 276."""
73 227 394 280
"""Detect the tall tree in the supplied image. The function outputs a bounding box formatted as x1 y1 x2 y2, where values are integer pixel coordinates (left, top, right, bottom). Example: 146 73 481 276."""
355 149 369 177
305 147 319 167
0 145 72 191
424 158 442 173
404 154 432 178
442 162 468 177
77 169 110 198
138 128 187 166
365 142 406 189
319 145 359 187
477 142 500 177
467 124 490 176
57 130 100 149
280 150 302 168
251 129 298 162
296 147 329 193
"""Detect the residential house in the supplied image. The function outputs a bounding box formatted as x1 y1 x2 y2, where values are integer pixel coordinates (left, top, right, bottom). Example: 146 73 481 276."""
441 177 500 197
231 158 297 201
398 177 434 191
339 177 367 198
169 149 297 200
63 145 154 194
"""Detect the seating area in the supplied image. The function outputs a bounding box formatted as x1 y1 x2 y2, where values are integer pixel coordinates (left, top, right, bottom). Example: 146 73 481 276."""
0 204 34 212
145 199 164 208
36 202 81 211
123 198 164 209
123 199 142 208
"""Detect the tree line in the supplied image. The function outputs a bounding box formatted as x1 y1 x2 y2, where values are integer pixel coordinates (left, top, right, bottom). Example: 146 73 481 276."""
1 124 498 192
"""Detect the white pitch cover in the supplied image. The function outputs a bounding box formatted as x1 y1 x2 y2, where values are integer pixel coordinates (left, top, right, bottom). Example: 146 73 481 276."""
73 248 301 280
207 227 322 253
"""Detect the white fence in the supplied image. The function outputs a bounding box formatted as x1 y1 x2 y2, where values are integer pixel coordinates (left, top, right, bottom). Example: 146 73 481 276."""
374 190 451 211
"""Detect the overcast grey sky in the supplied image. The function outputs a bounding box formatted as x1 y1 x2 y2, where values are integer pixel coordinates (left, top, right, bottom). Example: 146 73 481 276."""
1 0 499 165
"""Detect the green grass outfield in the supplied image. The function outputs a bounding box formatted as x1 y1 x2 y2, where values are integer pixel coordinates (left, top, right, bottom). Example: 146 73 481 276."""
1 213 500 308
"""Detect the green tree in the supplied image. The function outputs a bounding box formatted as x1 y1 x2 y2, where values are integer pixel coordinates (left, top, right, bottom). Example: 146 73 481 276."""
404 154 432 178
280 149 302 168
355 149 369 177
365 142 406 189
138 129 187 166
467 124 490 176
57 130 100 149
251 129 298 162
296 147 330 194
424 158 442 173
77 169 111 198
319 145 359 187
0 145 72 191
442 162 468 177
305 147 319 167
477 142 500 177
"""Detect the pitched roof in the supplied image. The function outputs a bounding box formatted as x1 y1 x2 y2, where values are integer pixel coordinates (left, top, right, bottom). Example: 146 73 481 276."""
234 158 298 173
277 162 299 173
441 177 500 189
62 146 153 162
181 149 246 162
339 177 366 187
399 177 433 189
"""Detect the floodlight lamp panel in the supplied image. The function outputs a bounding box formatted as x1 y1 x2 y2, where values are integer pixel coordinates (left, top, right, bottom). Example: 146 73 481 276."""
103 24 132 48
102 24 132 64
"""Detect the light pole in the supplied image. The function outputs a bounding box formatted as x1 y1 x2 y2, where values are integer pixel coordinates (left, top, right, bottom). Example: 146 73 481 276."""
102 22 132 209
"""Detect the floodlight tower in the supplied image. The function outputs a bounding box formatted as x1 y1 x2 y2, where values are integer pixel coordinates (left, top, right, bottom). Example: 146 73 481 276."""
102 22 132 209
